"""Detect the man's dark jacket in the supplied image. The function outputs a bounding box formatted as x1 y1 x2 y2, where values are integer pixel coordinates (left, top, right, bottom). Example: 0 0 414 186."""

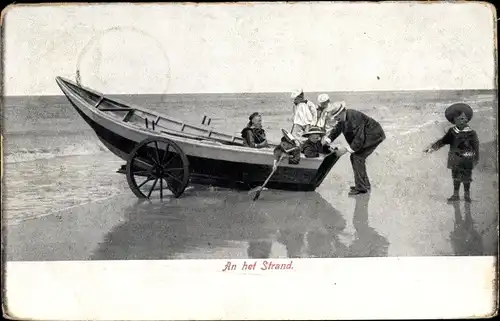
328 109 385 153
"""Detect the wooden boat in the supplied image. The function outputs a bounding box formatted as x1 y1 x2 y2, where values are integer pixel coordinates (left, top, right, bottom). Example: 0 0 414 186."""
55 76 340 199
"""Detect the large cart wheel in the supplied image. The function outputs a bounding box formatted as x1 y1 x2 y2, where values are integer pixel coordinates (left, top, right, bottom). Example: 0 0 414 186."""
126 137 190 199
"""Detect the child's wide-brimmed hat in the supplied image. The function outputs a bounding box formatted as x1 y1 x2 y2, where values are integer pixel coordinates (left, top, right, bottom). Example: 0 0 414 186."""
445 103 474 123
302 126 326 137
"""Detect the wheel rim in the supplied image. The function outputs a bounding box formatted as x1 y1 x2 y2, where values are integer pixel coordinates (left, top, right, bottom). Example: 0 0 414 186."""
126 137 190 199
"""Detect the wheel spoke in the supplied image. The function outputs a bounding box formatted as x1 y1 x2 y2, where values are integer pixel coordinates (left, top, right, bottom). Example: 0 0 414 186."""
133 157 154 170
163 177 177 194
132 170 150 176
161 144 170 164
164 172 183 184
162 153 179 168
163 167 184 172
147 151 160 166
147 178 159 198
160 177 163 200
154 141 161 164
137 177 153 189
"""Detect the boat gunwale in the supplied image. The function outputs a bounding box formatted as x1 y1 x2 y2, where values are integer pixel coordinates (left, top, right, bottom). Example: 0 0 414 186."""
56 76 328 163
57 77 247 144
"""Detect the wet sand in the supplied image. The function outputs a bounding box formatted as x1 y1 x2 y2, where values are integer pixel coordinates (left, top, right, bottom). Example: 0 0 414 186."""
5 179 497 261
4 106 498 261
6 148 498 261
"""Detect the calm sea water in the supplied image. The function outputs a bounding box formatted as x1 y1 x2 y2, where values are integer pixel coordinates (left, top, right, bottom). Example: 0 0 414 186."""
2 90 497 224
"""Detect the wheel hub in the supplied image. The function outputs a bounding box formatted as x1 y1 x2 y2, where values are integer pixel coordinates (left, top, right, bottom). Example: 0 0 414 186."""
154 165 163 177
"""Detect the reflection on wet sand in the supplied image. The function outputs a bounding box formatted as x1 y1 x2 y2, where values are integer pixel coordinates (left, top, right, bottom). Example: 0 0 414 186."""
347 193 390 257
90 188 275 260
247 240 273 259
273 191 349 258
90 186 391 260
276 231 306 258
450 202 484 256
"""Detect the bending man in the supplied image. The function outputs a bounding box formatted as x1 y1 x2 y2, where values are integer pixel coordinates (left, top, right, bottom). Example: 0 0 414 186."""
326 101 386 196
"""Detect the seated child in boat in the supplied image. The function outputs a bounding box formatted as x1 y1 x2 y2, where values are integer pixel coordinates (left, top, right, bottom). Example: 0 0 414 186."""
241 112 269 148
301 126 333 158
273 129 301 169
423 103 480 202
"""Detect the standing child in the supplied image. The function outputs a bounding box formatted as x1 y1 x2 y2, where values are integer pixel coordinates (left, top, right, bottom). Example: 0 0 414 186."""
424 103 480 202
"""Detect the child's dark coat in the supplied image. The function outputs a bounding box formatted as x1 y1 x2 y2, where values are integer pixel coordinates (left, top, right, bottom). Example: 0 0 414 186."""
274 137 301 164
430 126 480 172
301 140 331 158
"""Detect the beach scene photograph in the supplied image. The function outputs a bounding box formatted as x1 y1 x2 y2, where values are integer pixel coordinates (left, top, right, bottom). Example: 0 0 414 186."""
1 2 498 320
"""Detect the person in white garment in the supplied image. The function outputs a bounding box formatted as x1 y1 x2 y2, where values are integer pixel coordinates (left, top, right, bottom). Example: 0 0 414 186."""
316 93 339 133
290 89 317 141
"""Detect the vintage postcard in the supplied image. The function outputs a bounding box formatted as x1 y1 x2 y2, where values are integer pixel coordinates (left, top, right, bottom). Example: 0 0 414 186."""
1 1 498 320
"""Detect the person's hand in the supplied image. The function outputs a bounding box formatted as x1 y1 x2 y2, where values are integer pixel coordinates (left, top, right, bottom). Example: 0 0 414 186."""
335 146 348 156
272 160 278 171
423 145 434 153
329 144 342 152
330 146 348 157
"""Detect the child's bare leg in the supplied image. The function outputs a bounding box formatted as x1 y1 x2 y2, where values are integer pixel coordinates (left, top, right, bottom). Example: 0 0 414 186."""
448 174 461 202
464 182 471 202
460 169 473 202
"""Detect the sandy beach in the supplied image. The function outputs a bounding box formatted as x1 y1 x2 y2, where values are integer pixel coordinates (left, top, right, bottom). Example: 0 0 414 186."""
4 98 498 260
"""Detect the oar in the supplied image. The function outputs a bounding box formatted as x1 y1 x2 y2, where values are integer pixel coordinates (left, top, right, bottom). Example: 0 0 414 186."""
250 154 286 201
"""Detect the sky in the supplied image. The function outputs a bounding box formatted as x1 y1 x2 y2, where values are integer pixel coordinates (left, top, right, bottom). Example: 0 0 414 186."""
1 2 497 95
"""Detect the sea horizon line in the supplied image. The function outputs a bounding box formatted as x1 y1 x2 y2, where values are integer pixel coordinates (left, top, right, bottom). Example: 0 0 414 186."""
3 87 497 98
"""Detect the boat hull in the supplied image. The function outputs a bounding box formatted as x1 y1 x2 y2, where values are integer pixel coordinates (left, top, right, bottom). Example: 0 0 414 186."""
57 77 340 191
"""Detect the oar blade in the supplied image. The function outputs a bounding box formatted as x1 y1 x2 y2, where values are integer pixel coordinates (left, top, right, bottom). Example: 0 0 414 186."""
249 186 262 199
249 186 269 199
250 153 285 201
